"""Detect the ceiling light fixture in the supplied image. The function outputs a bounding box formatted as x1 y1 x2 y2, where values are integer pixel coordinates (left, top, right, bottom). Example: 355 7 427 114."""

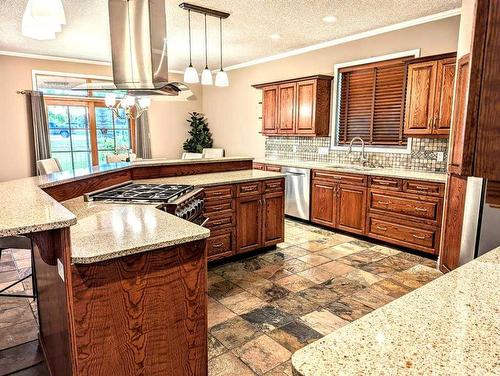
269 33 281 40
179 3 230 87
322 15 338 23
105 93 151 120
22 0 66 41
215 17 229 87
183 10 199 83
201 14 213 86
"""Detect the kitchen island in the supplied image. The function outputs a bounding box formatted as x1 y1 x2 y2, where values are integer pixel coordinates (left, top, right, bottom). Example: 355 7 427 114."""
0 157 285 376
292 246 500 376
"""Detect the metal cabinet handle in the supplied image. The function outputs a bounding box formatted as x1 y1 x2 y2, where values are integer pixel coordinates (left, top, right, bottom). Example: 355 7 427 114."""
414 207 428 212
412 234 426 240
414 185 429 190
241 186 257 192
211 220 228 226
376 226 388 231
375 180 391 185
377 201 390 205
212 243 224 248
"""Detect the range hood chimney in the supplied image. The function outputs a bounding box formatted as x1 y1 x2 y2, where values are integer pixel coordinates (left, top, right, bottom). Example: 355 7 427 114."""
74 0 193 97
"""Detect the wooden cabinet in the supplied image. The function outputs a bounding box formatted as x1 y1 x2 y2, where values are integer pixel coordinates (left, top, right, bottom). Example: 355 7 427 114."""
337 184 366 235
263 191 285 246
310 169 444 255
236 194 263 253
311 181 337 227
262 86 278 134
311 170 367 234
404 53 456 137
253 75 333 136
236 180 284 254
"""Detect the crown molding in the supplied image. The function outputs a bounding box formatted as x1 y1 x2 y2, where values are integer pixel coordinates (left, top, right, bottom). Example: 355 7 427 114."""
225 8 461 71
0 49 184 74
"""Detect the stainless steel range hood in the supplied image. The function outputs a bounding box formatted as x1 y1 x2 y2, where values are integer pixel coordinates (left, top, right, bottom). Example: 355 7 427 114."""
74 0 193 97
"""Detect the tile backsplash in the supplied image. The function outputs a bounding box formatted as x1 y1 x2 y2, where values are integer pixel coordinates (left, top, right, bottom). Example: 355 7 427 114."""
265 137 449 172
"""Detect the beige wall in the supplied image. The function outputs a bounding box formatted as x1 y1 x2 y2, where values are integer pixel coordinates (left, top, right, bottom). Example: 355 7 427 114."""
457 0 477 57
202 16 461 159
0 56 201 181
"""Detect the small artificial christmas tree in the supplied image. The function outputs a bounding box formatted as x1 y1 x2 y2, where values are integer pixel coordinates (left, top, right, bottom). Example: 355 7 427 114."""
183 112 214 153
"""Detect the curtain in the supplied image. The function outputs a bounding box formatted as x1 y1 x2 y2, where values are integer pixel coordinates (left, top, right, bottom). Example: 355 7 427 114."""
136 112 152 159
27 91 51 174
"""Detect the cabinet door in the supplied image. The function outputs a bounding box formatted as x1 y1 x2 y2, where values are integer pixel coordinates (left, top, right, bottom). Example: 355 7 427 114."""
337 184 367 235
262 191 284 246
278 83 296 133
295 80 316 134
262 86 278 134
236 195 262 253
433 58 456 135
448 55 470 175
311 181 336 227
404 61 437 135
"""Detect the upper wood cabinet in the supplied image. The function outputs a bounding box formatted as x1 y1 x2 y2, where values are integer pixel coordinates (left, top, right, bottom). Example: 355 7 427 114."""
404 53 456 137
253 75 333 136
262 86 279 134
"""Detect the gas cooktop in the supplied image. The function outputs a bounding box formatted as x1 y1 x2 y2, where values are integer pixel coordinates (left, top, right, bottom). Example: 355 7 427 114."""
84 183 194 203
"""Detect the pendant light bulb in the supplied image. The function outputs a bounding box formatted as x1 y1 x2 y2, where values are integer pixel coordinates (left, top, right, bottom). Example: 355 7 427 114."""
215 70 229 87
201 14 213 86
183 10 199 83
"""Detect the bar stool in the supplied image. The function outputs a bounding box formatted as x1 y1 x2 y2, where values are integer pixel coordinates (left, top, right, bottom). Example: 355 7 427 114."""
0 236 36 299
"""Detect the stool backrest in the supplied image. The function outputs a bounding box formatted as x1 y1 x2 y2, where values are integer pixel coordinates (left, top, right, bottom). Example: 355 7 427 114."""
37 158 62 175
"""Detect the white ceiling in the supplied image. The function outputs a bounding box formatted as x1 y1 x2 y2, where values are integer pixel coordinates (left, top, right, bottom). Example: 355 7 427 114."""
0 0 461 71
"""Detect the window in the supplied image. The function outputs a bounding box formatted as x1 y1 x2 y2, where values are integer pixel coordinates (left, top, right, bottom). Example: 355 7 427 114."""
336 57 408 147
35 72 135 171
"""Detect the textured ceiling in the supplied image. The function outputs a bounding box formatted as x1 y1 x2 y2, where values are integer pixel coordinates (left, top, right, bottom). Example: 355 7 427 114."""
0 0 461 71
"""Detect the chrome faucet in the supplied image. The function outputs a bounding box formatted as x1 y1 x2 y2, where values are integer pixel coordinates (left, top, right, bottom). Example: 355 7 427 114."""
347 137 369 166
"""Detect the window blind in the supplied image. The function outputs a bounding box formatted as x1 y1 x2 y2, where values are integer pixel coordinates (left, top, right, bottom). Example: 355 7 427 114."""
338 57 407 146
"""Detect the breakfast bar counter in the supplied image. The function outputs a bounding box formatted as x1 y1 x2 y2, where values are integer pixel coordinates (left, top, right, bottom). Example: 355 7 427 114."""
292 247 500 376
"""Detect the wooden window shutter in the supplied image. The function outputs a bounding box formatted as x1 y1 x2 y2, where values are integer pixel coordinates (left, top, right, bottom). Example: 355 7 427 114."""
338 57 407 146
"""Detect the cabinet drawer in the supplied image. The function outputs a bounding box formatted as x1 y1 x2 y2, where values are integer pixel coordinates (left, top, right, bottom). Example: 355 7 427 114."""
264 179 284 193
237 182 262 197
369 192 438 220
207 228 234 261
204 198 235 215
265 164 282 172
204 185 234 201
312 170 366 186
368 217 437 250
253 163 266 170
403 180 444 197
206 212 235 230
369 176 402 191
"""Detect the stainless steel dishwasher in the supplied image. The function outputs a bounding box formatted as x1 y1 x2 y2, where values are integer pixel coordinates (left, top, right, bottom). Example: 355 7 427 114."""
281 166 311 220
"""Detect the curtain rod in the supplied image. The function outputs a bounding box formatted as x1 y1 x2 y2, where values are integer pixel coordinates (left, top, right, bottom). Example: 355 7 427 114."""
17 90 32 94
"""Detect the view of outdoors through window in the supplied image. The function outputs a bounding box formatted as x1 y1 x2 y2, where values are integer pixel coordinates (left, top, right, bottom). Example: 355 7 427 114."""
39 73 133 171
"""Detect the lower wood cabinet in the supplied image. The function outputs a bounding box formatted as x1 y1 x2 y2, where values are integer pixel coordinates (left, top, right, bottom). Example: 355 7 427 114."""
311 179 367 235
337 184 366 235
204 179 285 261
311 169 444 255
236 194 263 253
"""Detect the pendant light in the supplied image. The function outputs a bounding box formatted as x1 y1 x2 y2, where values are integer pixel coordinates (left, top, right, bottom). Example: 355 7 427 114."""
183 10 199 83
215 17 229 87
22 0 66 40
201 14 213 86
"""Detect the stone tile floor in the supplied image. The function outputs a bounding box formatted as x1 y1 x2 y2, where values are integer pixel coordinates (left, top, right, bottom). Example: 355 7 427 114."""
0 219 442 375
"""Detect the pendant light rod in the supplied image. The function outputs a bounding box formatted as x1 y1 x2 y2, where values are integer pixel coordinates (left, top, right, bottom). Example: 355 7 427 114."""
179 3 230 19
219 17 223 70
188 9 193 66
204 14 208 69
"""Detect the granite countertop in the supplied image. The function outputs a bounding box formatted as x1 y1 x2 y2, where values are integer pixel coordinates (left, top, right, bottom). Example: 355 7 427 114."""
0 179 76 237
292 247 500 376
254 159 446 183
62 198 210 264
139 169 285 187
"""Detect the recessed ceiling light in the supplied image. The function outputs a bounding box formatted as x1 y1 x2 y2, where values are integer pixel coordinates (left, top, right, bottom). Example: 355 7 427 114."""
322 16 338 23
269 33 281 40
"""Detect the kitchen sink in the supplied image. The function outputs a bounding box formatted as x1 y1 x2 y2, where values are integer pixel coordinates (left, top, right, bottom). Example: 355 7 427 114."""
325 164 375 171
